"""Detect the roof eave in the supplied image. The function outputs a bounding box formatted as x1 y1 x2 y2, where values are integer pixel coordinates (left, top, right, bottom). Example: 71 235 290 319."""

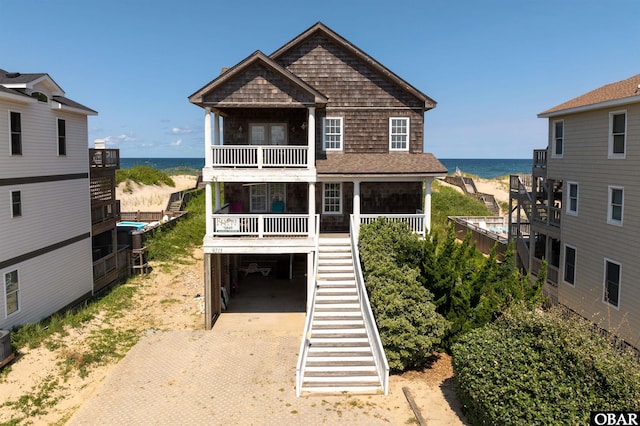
538 95 640 118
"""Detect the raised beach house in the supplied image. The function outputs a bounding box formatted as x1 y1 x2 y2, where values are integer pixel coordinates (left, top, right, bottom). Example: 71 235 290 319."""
510 73 640 350
190 22 446 394
1 69 96 330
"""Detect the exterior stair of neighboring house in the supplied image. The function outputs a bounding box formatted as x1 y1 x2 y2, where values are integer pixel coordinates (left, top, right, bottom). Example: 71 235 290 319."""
299 236 382 394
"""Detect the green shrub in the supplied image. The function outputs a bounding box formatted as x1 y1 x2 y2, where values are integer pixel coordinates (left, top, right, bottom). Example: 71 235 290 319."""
359 219 449 372
116 165 175 187
451 305 640 425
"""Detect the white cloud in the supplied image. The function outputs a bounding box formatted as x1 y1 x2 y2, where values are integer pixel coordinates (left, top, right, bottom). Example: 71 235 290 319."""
170 139 182 146
171 126 193 135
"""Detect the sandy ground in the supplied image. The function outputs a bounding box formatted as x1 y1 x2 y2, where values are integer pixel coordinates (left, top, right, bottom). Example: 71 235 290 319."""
116 175 198 212
0 175 512 425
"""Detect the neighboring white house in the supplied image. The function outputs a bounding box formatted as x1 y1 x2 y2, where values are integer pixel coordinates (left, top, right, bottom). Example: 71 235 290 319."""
0 69 96 330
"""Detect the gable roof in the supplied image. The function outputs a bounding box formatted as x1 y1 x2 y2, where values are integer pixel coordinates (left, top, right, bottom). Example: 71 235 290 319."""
188 51 329 108
270 22 436 111
539 73 640 118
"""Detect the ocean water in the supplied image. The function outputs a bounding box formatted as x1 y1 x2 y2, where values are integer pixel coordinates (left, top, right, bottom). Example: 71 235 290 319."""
120 157 531 180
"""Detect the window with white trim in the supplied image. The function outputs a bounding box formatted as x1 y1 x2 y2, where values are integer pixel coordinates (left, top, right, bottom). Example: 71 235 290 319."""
322 183 342 214
4 269 19 317
609 111 626 158
563 244 576 286
603 258 621 308
323 117 343 151
607 186 623 225
57 118 66 156
389 117 409 151
566 182 578 215
552 120 563 157
11 190 21 218
10 111 22 155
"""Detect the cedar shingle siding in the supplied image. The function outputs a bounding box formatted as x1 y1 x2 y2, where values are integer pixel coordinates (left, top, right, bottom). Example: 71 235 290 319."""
203 64 315 106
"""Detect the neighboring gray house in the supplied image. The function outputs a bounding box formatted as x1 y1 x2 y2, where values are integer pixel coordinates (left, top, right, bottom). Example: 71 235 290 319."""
510 73 640 349
0 69 96 330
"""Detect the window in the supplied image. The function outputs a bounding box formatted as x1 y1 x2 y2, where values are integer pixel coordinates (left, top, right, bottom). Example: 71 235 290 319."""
4 270 19 316
57 119 66 156
609 111 626 158
10 111 22 155
389 117 409 151
563 245 576 285
323 117 343 151
249 183 286 212
607 186 623 225
323 183 342 214
250 123 286 145
11 191 21 217
552 120 564 157
566 182 578 215
603 259 621 308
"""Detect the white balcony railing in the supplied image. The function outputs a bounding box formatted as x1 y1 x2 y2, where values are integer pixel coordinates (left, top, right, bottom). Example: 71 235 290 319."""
211 146 309 168
210 214 314 237
359 214 425 236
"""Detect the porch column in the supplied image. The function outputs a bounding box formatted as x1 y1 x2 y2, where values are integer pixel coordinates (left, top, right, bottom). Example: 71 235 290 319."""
205 182 213 235
353 180 361 228
307 107 316 169
214 112 221 146
214 181 221 211
308 182 316 237
424 178 432 234
204 107 212 167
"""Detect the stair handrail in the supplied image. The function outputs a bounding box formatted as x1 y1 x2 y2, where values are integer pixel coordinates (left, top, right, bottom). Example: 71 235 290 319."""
350 215 390 395
295 216 320 397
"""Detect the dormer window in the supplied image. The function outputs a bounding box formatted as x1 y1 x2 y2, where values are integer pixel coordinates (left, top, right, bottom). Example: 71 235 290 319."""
31 91 48 103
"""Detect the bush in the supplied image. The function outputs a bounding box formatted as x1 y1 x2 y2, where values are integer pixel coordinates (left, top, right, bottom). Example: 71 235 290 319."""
451 305 640 425
359 219 449 371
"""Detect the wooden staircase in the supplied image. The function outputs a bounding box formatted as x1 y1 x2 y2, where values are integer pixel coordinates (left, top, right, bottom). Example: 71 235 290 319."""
299 236 382 394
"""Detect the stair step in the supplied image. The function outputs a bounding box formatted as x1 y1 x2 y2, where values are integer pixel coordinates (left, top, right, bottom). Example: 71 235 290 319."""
303 375 380 383
313 311 362 318
316 287 357 294
299 385 381 393
305 359 375 367
310 329 367 336
316 279 356 286
316 295 359 302
306 353 374 362
308 345 372 353
318 264 354 272
304 365 376 372
312 319 364 327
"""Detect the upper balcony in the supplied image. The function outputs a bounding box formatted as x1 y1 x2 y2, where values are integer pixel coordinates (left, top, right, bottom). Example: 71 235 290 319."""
533 148 547 178
90 148 120 169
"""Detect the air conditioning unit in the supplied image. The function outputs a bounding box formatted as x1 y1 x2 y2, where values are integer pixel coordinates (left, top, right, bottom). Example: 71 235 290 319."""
0 329 14 369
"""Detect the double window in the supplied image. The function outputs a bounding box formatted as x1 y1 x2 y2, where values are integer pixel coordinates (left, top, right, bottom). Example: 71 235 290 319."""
323 117 343 151
607 186 623 225
603 259 621 308
566 182 578 215
322 183 342 214
389 117 409 151
57 119 66 156
563 245 576 286
249 183 286 213
4 270 19 317
250 123 286 145
552 120 564 157
609 111 626 158
10 111 22 155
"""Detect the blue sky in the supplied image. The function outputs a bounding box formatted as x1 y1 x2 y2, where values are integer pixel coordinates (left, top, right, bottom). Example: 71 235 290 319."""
2 0 639 159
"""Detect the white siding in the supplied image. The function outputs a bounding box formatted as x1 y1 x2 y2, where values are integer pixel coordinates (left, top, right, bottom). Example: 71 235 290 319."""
0 99 90 177
1 239 93 329
0 87 94 330
548 102 640 345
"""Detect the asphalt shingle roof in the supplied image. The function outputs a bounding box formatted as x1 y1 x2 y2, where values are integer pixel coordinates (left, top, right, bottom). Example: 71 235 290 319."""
316 153 447 176
540 73 640 116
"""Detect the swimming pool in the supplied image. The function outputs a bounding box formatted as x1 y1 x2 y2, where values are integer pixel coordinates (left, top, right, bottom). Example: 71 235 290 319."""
117 221 147 231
